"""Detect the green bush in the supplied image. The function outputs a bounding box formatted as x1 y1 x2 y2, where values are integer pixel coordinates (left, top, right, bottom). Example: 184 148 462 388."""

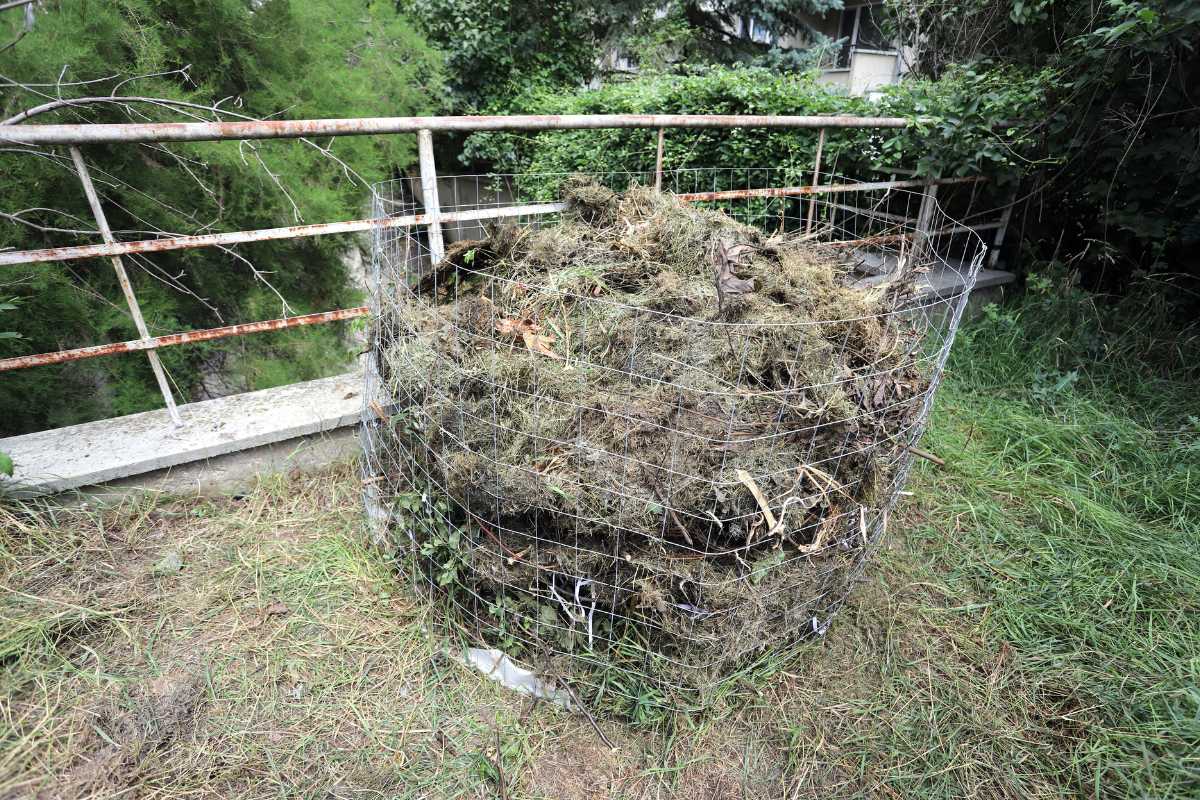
463 66 1048 183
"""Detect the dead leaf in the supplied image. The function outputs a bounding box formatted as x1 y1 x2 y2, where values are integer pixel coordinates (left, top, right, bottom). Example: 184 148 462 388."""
522 330 561 359
872 379 888 408
495 316 560 359
264 601 290 617
495 316 540 338
713 239 756 308
723 241 756 265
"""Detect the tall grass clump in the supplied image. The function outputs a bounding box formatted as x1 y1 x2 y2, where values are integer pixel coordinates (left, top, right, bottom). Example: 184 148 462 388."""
916 274 1200 798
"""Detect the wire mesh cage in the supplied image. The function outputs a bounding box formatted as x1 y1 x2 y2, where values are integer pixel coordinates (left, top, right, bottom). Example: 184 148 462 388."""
361 167 985 712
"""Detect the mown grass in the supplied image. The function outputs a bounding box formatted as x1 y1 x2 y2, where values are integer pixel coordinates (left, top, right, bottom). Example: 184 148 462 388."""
0 283 1196 798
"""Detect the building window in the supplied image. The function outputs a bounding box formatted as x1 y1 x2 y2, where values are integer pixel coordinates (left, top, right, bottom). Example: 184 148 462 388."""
835 3 892 68
747 16 775 45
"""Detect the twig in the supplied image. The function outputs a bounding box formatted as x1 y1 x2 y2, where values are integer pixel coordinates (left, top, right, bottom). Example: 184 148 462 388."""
905 446 945 467
649 483 693 546
476 520 526 564
490 729 509 800
559 681 616 750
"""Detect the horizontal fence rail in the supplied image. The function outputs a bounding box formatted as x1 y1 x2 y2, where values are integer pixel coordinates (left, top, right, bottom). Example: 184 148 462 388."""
0 307 369 371
0 178 982 267
0 113 1011 426
0 113 913 146
672 176 980 203
0 203 567 266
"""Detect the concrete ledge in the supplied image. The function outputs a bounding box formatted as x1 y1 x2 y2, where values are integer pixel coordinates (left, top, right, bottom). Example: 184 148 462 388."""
925 264 1014 297
69 427 360 503
1 372 363 498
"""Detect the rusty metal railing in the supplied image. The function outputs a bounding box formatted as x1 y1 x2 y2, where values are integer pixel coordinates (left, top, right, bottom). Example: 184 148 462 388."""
0 113 1011 426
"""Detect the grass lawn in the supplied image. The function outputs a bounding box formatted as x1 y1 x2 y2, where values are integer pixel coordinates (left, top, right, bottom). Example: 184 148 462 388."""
2 289 1197 799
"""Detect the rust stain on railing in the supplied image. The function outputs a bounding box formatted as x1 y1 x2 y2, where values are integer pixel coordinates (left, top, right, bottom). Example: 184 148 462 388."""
0 113 915 146
675 176 980 204
0 306 368 371
0 203 566 266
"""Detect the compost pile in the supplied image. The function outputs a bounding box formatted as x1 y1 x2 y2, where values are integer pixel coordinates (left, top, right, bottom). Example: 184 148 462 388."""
377 179 931 687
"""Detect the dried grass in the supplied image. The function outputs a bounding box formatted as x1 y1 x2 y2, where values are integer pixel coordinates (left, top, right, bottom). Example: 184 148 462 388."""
374 180 935 691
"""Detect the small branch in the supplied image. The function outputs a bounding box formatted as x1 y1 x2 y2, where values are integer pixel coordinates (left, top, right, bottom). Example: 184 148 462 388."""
558 681 616 750
488 729 509 800
650 483 693 546
4 94 217 126
0 29 25 55
906 446 945 467
476 519 526 564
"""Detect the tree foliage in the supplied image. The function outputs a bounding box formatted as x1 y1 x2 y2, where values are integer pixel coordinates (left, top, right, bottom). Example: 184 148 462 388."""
0 0 442 434
401 0 612 111
883 0 1200 285
405 0 847 112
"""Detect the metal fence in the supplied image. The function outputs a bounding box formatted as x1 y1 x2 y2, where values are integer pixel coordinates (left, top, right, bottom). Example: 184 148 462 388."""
361 165 987 709
0 114 1012 429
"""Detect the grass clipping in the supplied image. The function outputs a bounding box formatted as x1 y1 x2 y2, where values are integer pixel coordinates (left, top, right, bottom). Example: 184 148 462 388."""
378 179 931 690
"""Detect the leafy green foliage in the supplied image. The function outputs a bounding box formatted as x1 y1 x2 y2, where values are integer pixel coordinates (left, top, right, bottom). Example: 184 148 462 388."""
882 0 1200 286
404 0 847 113
0 0 443 434
403 0 608 112
464 66 1046 181
636 0 844 69
0 297 19 340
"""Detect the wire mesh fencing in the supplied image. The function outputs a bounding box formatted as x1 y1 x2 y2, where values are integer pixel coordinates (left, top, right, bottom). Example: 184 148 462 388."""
361 168 985 711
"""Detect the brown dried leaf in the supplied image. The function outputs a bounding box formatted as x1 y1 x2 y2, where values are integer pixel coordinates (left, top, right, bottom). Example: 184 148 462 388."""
264 601 290 617
521 330 561 360
713 240 756 303
495 317 541 338
495 315 560 359
723 242 756 265
872 379 888 408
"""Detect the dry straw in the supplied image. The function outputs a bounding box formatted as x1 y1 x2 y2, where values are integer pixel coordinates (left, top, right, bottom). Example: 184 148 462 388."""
363 169 985 709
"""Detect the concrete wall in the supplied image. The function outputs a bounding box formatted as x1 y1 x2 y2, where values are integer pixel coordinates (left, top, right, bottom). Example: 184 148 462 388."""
816 69 851 91
849 50 900 96
437 176 516 243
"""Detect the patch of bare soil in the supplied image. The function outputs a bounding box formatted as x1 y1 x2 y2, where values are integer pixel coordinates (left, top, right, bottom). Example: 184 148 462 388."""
43 672 203 800
524 718 776 800
525 723 640 800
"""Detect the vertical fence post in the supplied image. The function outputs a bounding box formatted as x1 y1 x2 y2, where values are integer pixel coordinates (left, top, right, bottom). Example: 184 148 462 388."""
989 195 1016 269
805 127 826 234
417 129 445 265
654 127 665 193
69 146 183 426
912 181 940 268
